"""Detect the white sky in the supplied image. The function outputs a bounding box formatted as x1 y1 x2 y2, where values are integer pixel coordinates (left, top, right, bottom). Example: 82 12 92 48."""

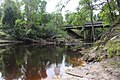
46 0 79 13
0 0 3 4
46 0 79 18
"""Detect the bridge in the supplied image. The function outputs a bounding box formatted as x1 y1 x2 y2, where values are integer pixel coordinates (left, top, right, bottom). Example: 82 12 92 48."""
63 21 110 42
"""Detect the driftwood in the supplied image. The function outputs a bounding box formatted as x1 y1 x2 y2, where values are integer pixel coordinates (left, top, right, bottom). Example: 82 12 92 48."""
66 71 84 78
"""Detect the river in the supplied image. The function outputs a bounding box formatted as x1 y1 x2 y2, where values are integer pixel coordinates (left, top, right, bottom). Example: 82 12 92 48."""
0 44 85 80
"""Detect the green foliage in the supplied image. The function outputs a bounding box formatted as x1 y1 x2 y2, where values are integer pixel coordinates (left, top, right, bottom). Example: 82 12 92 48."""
0 30 7 38
42 23 58 38
50 13 63 28
2 0 21 35
65 10 90 26
40 23 66 39
96 57 102 62
98 0 118 24
0 0 67 40
106 37 120 57
13 19 66 39
14 19 41 39
110 60 120 67
14 19 28 38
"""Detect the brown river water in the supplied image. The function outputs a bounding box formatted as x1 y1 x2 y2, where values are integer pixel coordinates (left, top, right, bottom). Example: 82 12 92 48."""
0 44 85 80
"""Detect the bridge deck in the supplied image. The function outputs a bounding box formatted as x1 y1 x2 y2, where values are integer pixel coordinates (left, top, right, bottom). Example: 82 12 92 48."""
64 25 110 30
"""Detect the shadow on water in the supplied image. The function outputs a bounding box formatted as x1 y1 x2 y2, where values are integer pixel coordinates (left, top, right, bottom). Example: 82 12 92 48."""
0 44 85 80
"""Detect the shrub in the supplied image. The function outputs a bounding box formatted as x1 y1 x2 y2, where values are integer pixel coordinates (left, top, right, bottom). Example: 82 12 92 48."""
106 37 120 57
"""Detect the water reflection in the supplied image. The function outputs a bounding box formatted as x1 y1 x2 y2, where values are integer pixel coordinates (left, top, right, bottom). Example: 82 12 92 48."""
0 44 85 80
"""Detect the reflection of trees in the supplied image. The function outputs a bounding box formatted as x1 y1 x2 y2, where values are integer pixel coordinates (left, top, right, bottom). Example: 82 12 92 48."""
2 54 20 80
0 44 64 80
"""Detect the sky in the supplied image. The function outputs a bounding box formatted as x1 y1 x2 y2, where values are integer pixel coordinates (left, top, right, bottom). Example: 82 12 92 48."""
46 0 79 13
0 0 3 4
46 0 79 18
0 0 79 14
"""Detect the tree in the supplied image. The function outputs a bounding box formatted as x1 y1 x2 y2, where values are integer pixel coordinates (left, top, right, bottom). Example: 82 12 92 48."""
79 0 98 41
50 12 63 28
98 0 118 25
2 0 21 34
0 0 66 39
22 0 47 26
106 0 115 22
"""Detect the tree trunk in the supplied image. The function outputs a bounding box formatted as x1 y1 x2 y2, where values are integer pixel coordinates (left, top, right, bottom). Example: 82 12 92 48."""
87 2 95 42
90 8 95 42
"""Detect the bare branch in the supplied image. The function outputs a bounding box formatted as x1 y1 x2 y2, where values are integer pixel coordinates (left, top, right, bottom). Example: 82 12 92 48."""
59 0 71 12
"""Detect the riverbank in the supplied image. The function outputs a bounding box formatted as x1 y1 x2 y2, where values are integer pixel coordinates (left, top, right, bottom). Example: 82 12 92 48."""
64 58 120 80
63 44 120 79
63 30 120 80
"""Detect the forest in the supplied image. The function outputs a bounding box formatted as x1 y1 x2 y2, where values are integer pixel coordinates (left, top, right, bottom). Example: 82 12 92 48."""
0 0 119 40
0 0 120 80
